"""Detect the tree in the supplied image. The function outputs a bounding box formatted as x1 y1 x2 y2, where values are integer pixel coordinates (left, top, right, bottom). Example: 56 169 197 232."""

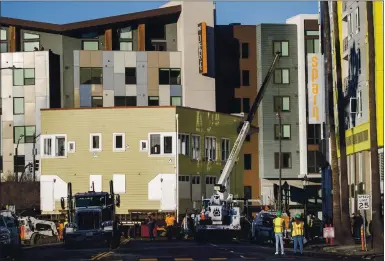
331 1 354 245
366 1 384 251
322 1 343 243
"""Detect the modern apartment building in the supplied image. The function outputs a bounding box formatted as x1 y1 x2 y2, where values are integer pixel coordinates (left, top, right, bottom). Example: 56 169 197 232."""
328 1 383 218
39 106 244 216
0 51 60 180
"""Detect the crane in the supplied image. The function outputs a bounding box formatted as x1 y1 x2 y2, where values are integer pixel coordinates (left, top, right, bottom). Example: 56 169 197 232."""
195 52 282 242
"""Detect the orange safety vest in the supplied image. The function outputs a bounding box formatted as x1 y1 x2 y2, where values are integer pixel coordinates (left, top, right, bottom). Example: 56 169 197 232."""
292 222 304 237
20 225 25 241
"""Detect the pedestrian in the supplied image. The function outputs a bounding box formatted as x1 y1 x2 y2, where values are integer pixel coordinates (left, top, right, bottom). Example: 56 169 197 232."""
147 214 156 241
165 213 175 240
273 210 285 255
292 213 304 255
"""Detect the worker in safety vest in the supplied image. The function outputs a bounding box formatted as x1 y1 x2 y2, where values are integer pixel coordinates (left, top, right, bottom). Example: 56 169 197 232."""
273 210 285 255
292 213 305 255
165 213 175 240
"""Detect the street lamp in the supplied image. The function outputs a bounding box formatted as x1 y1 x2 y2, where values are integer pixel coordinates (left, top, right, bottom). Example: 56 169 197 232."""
302 175 309 238
15 134 24 182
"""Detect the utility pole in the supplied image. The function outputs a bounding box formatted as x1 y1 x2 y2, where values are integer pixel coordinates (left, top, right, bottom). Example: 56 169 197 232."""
278 106 282 211
32 133 40 182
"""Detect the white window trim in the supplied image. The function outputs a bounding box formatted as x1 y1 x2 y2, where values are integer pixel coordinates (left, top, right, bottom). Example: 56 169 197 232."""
68 141 76 153
178 133 190 156
191 134 201 160
90 133 102 152
140 140 148 152
148 132 176 157
221 138 230 162
204 136 217 161
40 134 68 159
113 133 126 152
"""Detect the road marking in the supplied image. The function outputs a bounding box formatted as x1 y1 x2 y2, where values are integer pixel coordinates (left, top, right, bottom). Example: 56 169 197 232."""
209 258 227 260
91 253 106 260
239 256 257 260
91 251 112 260
174 258 193 261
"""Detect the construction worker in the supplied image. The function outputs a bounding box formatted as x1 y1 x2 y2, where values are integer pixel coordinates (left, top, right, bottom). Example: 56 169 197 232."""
292 213 305 255
165 213 175 240
273 210 285 255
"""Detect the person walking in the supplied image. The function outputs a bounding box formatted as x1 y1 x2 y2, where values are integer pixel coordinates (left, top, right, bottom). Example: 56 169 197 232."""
165 213 175 240
273 210 285 255
292 214 305 255
147 214 156 241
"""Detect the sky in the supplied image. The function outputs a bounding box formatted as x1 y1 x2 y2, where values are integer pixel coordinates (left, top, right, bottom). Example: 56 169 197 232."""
1 1 318 25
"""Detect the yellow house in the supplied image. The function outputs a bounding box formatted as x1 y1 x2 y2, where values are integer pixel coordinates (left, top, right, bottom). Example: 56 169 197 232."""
39 106 244 217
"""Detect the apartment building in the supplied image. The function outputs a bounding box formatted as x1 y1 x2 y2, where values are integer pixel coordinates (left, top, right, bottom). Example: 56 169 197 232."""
215 24 260 200
328 1 383 218
39 106 244 215
0 51 60 180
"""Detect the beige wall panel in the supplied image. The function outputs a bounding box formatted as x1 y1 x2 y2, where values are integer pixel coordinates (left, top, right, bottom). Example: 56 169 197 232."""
147 52 159 68
91 84 103 96
3 139 14 161
169 52 181 68
3 161 14 176
23 52 35 68
79 51 92 67
24 103 36 125
124 52 136 67
125 85 137 96
148 89 159 96
2 121 13 140
103 90 114 107
90 51 103 67
74 88 80 108
147 68 159 91
24 86 36 103
158 52 170 68
159 85 171 106
14 144 24 155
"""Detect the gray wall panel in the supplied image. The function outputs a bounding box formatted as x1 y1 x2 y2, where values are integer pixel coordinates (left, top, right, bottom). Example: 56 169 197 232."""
13 115 24 126
113 73 125 96
103 67 114 90
136 85 148 106
74 51 80 67
13 86 24 97
136 52 147 62
24 143 33 162
103 51 114 68
165 23 178 52
74 66 80 90
136 62 148 85
170 85 182 96
79 84 91 107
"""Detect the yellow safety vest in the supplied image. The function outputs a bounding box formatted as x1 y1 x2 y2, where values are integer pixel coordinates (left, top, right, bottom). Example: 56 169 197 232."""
292 222 304 237
273 217 284 233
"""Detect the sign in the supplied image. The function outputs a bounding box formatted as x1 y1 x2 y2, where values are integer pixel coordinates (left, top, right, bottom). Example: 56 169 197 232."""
323 226 335 238
358 194 370 210
198 22 208 74
307 54 325 124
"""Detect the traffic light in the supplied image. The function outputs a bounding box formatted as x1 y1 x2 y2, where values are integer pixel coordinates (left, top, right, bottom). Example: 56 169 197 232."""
34 160 39 171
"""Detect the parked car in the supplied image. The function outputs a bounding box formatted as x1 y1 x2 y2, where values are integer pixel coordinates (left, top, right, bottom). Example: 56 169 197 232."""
0 210 21 256
0 215 12 257
250 211 276 243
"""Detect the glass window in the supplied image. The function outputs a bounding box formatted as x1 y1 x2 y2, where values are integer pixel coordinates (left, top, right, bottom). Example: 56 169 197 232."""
273 41 289 56
14 126 25 143
115 135 123 149
0 42 7 53
126 96 137 106
92 135 100 150
24 41 39 52
0 29 7 40
306 39 320 54
91 68 102 84
91 96 103 107
159 69 170 85
23 32 39 40
274 152 292 169
274 124 291 140
125 68 136 84
242 43 249 58
171 96 182 106
150 134 161 155
242 98 250 113
120 27 132 39
24 68 35 85
305 30 319 36
274 96 290 112
14 156 25 173
13 98 24 115
274 69 290 84
114 96 126 106
244 154 251 170
55 136 66 157
282 69 289 83
242 70 250 86
281 42 289 56
170 69 181 85
221 138 230 161
148 96 159 106
25 126 36 143
82 41 99 51
120 42 132 51
163 136 173 154
80 68 91 84
13 69 24 86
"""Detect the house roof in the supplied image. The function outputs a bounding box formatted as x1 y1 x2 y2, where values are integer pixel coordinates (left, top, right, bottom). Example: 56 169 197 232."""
0 5 181 33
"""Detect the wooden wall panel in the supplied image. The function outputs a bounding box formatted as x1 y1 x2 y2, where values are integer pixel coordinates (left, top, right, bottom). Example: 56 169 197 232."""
9 26 16 52
138 24 146 51
104 29 112 51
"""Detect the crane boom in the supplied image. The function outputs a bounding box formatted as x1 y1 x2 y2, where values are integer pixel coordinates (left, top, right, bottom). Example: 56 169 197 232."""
214 52 281 194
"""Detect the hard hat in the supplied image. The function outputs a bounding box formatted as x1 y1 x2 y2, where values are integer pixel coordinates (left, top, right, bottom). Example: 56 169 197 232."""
295 213 301 219
276 210 282 217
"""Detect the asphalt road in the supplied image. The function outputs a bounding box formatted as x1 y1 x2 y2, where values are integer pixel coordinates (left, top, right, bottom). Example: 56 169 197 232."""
13 239 362 261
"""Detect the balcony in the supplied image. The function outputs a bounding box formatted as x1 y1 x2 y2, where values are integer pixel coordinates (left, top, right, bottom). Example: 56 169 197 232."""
342 36 349 60
343 76 349 97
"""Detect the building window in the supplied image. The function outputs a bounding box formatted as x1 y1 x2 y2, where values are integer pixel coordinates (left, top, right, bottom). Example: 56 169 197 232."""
159 68 181 85
13 68 35 86
273 41 289 57
13 97 24 115
232 98 241 113
307 150 322 173
242 70 250 86
14 156 25 173
356 90 363 118
113 133 125 152
148 133 175 156
244 186 252 200
171 96 182 106
41 134 67 158
274 69 290 84
307 124 321 145
125 68 136 84
241 43 249 58
242 98 250 113
274 124 291 140
355 7 360 33
179 175 190 183
204 137 216 161
120 27 133 51
205 176 217 185
246 134 251 142
91 96 103 107
274 152 292 169
221 138 230 161
305 30 319 36
14 126 35 144
90 133 102 152
163 136 173 154
80 68 102 84
115 96 137 106
68 141 76 153
148 96 159 106
82 40 99 51
192 176 200 184
140 140 148 152
178 134 190 156
23 32 40 51
306 39 320 54
191 135 201 160
274 96 290 112
150 134 161 155
244 154 252 170
1 29 7 53
55 135 66 157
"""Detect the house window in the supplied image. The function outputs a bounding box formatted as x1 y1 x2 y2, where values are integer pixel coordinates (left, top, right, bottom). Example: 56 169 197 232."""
140 140 148 152
192 176 200 184
274 69 290 84
120 27 133 51
115 96 137 106
91 96 103 107
242 98 250 113
191 135 201 160
178 134 190 156
42 136 52 157
221 138 230 161
273 41 289 56
149 133 175 156
0 29 7 53
305 30 319 36
178 175 190 183
244 154 251 170
148 96 159 106
274 124 291 140
274 96 290 112
23 32 40 51
40 134 67 158
13 69 35 86
274 152 292 169
204 137 216 161
90 133 102 152
307 124 321 145
171 96 182 106
163 136 173 154
355 7 360 33
348 14 353 36
307 150 322 173
82 40 99 51
125 68 136 84
80 68 102 84
149 134 161 155
244 186 252 200
14 156 25 173
120 42 133 51
205 176 217 185
306 39 320 54
241 43 249 58
113 133 125 152
55 135 66 157
68 141 76 153
13 97 24 115
159 68 181 85
242 70 250 86
14 126 35 143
